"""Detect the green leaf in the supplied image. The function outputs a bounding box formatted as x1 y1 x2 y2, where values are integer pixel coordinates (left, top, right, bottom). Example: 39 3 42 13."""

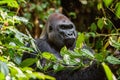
95 53 105 62
0 72 5 80
115 2 120 18
90 23 97 31
103 0 113 7
102 62 116 80
107 56 120 64
14 16 28 24
9 65 18 77
8 48 14 58
0 61 9 76
20 58 37 67
42 52 57 60
109 37 120 49
69 12 76 19
32 72 55 80
53 63 64 72
97 2 103 10
63 54 70 65
81 48 94 59
88 32 96 37
97 18 104 30
8 62 26 78
0 0 19 8
105 19 113 29
76 33 85 48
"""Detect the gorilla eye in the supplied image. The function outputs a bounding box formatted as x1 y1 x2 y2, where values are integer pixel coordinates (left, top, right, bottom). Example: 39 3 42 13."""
60 25 73 29
49 25 53 32
68 25 73 29
60 25 66 29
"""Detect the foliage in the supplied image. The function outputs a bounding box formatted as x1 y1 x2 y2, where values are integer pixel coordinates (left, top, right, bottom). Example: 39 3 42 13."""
0 0 120 80
0 0 55 80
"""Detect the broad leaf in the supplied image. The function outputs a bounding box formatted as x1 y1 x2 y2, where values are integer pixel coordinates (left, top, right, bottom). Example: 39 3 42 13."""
76 33 85 48
115 2 120 18
42 52 57 60
20 58 37 67
107 56 120 64
0 61 9 76
109 37 120 49
81 48 94 59
90 23 97 31
97 18 104 30
103 0 113 7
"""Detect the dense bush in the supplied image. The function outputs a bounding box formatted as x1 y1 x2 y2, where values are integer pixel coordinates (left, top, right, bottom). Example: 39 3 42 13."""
0 0 120 80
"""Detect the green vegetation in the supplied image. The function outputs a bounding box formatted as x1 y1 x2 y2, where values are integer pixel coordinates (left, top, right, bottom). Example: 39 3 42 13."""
0 0 120 80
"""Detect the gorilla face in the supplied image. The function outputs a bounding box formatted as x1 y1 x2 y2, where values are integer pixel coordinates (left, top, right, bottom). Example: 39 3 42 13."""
47 13 77 50
57 23 76 48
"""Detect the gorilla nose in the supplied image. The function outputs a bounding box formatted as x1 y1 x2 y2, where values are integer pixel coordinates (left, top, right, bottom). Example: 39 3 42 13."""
66 31 75 39
67 32 73 36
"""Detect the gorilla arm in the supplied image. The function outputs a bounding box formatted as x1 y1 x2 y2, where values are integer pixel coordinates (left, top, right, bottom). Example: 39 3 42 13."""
34 38 106 80
51 63 105 80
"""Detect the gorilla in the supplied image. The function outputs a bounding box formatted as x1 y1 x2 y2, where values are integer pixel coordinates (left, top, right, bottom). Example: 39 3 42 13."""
36 13 77 59
22 13 106 80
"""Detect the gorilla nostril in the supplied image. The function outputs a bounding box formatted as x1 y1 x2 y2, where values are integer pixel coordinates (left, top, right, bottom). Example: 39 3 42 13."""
68 33 73 36
68 31 75 36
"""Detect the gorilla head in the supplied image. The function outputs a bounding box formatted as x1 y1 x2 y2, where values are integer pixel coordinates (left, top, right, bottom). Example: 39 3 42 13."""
40 13 77 50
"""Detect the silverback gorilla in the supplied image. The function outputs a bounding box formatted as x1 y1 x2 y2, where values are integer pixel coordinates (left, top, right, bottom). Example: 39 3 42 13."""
22 13 106 80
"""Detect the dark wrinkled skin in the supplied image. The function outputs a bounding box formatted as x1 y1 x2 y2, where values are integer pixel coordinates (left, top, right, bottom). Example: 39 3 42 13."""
22 13 106 80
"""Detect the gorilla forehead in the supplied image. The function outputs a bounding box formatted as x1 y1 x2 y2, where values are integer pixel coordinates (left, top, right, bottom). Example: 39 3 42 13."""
48 13 72 26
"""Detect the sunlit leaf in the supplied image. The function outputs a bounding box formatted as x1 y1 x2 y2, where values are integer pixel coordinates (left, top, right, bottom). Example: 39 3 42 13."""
45 75 56 80
13 55 21 65
76 33 85 48
14 16 28 24
102 62 117 80
81 48 94 59
42 52 57 60
8 62 26 78
115 2 120 18
33 72 55 80
0 72 5 80
107 56 120 64
109 37 120 49
97 2 103 10
63 54 70 65
0 61 9 76
0 0 19 8
53 63 64 72
103 0 113 7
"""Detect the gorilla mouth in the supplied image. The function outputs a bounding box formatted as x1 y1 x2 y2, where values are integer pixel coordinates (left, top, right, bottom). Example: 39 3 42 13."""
64 38 75 48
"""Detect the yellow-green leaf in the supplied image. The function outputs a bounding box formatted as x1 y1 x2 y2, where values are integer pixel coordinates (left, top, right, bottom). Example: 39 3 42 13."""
103 0 113 7
102 62 117 80
97 18 104 30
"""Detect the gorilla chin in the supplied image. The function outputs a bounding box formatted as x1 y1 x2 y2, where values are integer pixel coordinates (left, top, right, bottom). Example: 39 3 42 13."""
64 38 75 48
